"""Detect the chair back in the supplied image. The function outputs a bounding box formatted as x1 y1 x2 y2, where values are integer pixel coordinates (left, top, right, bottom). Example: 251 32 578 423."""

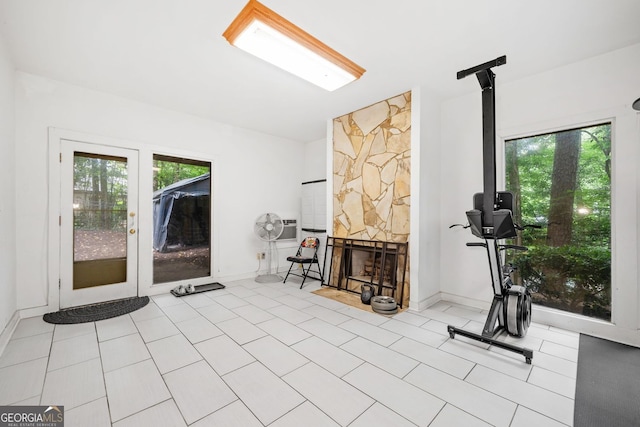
296 237 320 259
301 237 319 248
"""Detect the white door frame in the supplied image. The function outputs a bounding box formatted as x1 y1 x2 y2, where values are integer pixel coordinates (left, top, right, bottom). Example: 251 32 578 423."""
59 139 139 308
48 128 144 311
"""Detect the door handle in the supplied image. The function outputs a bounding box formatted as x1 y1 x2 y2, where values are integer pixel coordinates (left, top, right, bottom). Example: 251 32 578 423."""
129 212 136 235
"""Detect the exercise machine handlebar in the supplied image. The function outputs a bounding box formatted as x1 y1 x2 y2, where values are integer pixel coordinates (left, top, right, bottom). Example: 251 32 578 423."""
451 223 541 232
514 223 542 230
449 223 470 229
499 244 528 252
466 242 486 247
465 242 528 252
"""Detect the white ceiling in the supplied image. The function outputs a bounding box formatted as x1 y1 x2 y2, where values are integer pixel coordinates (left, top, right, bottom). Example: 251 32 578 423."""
1 0 640 142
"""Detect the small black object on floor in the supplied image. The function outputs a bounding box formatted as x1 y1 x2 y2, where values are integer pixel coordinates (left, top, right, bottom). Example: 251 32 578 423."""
170 282 225 297
43 296 150 324
574 334 640 427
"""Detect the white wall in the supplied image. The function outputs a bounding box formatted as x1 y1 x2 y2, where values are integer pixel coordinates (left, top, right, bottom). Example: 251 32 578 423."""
14 72 305 313
411 87 442 310
303 138 327 183
440 43 640 344
0 34 16 336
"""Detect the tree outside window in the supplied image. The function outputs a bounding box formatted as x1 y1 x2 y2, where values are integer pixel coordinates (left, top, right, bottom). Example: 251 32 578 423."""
505 123 611 320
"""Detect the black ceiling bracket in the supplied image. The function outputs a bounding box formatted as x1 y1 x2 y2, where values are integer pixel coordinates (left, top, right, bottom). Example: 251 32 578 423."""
457 55 506 81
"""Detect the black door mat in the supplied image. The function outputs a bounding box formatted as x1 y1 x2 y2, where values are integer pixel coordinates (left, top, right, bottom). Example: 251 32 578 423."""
171 282 226 297
43 296 149 324
574 334 640 426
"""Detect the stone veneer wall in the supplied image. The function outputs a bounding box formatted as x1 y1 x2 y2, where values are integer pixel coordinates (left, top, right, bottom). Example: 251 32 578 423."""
333 91 411 242
332 91 411 303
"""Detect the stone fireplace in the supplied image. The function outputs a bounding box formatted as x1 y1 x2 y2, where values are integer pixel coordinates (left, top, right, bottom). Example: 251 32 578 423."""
330 91 411 303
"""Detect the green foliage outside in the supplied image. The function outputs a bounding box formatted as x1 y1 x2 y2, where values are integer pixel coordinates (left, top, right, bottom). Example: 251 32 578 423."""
73 156 128 230
153 159 209 191
505 124 611 320
73 156 210 231
514 245 611 318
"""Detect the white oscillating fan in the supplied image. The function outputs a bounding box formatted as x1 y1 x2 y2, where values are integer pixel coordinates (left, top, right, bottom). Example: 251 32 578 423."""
254 213 284 283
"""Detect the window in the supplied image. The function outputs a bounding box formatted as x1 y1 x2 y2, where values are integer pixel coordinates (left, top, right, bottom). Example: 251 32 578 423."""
152 155 211 284
505 123 611 321
73 153 128 288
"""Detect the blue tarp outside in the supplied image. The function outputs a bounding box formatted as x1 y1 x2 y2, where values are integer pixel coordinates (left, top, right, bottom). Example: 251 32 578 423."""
152 173 210 252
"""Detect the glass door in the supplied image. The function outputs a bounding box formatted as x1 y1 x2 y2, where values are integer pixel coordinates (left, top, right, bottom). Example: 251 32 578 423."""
60 140 139 308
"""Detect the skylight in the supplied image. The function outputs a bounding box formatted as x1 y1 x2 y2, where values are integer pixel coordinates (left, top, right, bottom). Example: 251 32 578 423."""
223 0 365 91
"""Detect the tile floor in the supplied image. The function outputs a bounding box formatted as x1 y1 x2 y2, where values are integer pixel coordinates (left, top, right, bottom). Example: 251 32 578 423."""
0 278 578 426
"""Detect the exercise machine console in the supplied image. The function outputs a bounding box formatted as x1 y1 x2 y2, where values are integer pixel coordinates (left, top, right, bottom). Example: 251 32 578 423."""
447 55 535 364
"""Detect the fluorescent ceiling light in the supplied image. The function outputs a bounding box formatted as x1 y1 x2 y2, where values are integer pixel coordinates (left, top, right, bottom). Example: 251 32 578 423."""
223 0 365 91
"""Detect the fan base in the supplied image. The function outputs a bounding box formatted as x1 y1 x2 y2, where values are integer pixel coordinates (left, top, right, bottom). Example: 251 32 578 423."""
255 274 284 283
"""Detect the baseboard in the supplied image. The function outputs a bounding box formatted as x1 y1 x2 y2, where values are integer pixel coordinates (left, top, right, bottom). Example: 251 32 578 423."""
439 292 492 311
19 305 51 319
143 272 259 297
408 292 442 312
0 311 20 357
533 305 640 348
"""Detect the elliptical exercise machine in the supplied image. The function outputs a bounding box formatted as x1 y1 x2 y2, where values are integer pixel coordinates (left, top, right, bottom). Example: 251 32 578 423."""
446 56 536 364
